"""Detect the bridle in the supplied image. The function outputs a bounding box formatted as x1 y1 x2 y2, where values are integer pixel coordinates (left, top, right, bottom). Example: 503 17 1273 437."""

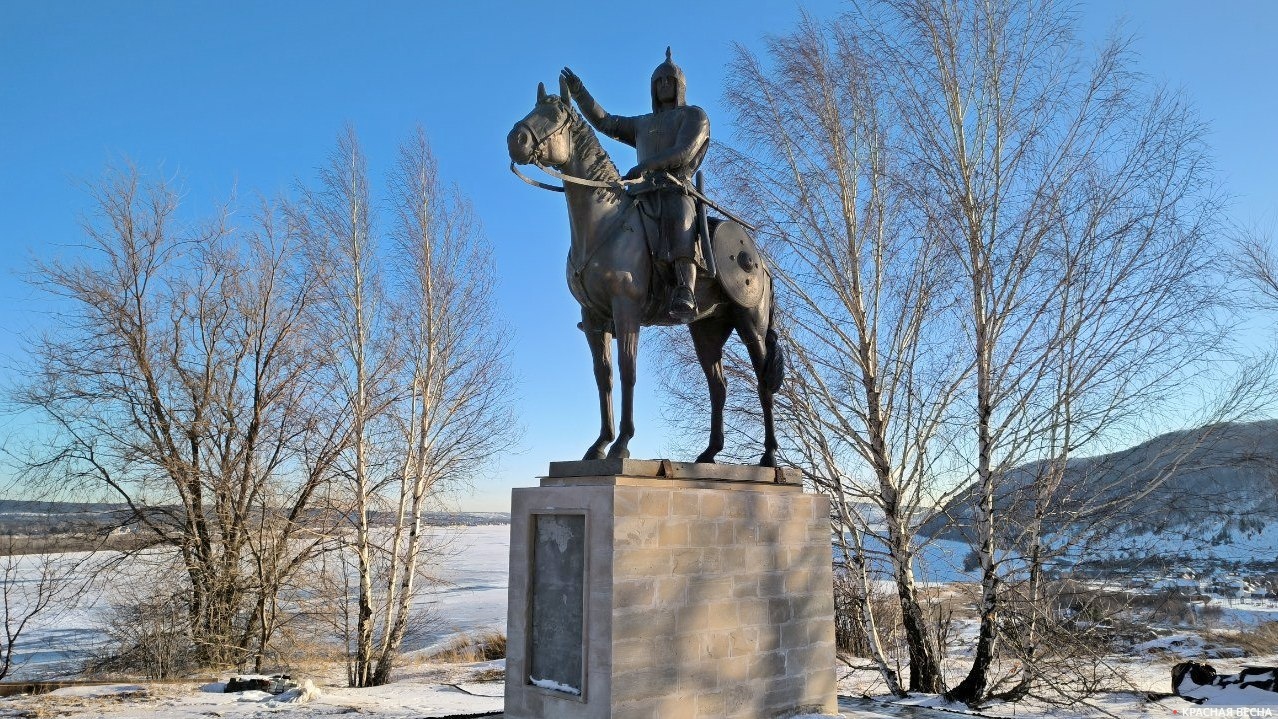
511 102 643 193
514 100 574 168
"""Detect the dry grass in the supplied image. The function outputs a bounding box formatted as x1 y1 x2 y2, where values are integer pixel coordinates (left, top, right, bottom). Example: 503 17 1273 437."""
469 665 506 682
1203 621 1278 657
425 630 507 663
253 632 346 676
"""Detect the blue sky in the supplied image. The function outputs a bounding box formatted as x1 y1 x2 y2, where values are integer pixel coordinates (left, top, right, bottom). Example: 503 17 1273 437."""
1 1 1274 511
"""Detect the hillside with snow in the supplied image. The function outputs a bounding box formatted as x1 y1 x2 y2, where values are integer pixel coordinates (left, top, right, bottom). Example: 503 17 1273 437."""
924 420 1278 580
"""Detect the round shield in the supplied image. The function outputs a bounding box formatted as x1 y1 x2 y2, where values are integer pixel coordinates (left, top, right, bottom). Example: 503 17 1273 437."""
712 220 767 308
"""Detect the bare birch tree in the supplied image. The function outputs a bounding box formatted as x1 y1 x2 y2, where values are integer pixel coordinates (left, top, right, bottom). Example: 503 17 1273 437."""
293 126 393 688
1238 230 1278 310
368 129 517 684
846 0 1223 704
295 127 517 688
721 14 967 694
719 0 1226 703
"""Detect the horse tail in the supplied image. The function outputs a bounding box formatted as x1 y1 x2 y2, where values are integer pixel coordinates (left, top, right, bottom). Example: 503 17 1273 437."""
762 288 785 394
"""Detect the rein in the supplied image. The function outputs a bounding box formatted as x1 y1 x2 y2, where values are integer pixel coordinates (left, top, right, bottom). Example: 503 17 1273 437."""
509 161 641 193
510 162 566 192
509 162 757 232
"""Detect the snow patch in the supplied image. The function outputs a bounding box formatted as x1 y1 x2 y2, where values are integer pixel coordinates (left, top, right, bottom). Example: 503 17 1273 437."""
530 676 581 695
46 684 146 698
266 679 319 705
1134 633 1206 653
1179 682 1278 708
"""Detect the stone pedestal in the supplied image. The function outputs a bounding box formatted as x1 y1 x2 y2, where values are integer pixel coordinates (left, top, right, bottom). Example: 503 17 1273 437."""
504 459 837 719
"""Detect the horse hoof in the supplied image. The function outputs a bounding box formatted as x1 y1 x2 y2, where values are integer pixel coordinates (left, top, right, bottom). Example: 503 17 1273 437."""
759 453 777 468
695 451 717 464
583 447 607 461
606 447 630 460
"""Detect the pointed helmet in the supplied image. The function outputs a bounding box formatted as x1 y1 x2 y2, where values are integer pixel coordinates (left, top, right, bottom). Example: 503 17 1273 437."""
650 46 686 110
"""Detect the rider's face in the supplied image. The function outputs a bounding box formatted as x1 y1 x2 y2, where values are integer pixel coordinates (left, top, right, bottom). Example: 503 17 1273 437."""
655 75 678 104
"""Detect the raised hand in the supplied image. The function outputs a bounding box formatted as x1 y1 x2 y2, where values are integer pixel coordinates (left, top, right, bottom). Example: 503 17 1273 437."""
560 67 585 96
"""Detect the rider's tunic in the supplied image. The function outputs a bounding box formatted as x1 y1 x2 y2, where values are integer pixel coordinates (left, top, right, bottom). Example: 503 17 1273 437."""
591 105 709 264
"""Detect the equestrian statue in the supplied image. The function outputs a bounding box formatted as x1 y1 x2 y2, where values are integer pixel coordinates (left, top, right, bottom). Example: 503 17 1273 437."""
506 48 783 467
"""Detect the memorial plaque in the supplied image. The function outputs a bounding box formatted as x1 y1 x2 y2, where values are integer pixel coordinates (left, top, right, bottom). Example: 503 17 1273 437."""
529 513 586 696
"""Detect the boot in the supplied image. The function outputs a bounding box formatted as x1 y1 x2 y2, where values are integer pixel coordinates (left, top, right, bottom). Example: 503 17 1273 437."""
669 258 697 323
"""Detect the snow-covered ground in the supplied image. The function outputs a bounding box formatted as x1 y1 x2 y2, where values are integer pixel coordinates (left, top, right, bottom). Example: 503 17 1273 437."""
4 674 1275 719
3 523 1277 718
0 666 507 718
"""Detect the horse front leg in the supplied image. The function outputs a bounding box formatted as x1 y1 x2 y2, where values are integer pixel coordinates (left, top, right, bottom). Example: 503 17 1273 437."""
607 303 640 460
582 316 614 461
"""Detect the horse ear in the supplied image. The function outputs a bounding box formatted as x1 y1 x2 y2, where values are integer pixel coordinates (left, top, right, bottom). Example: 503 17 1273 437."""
537 82 547 103
559 75 572 106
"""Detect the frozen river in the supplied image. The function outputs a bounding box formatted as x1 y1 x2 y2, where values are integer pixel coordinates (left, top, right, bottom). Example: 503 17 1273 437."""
2 524 512 681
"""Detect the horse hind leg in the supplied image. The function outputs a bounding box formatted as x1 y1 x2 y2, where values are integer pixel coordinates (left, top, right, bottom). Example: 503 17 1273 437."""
689 318 733 463
582 319 615 461
737 306 780 468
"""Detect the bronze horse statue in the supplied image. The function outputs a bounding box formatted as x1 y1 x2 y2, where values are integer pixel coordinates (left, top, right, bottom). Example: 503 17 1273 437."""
507 79 783 466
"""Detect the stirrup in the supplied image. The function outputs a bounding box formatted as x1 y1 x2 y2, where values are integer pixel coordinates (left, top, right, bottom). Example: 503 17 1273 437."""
669 287 697 323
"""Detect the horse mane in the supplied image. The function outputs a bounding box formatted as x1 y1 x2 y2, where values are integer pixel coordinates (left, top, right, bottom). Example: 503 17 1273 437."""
564 103 623 206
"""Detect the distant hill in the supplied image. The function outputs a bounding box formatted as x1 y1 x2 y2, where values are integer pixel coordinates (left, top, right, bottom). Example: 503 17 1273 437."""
922 419 1278 572
0 498 509 555
0 499 138 536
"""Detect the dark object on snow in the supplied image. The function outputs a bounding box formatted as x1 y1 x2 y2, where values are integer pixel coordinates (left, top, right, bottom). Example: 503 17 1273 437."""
1172 661 1218 690
224 674 296 695
1172 661 1277 703
224 676 269 693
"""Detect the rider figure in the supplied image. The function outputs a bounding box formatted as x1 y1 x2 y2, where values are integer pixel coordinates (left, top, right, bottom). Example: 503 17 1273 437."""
562 48 710 323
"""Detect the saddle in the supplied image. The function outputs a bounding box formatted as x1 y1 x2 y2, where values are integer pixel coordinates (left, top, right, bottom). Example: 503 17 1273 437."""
640 171 767 311
570 185 768 330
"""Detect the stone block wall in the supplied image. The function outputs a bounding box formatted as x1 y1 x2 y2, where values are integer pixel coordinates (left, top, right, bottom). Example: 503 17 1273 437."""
506 465 836 719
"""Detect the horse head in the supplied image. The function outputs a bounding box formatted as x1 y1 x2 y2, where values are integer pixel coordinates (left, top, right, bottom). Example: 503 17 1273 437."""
508 78 576 168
